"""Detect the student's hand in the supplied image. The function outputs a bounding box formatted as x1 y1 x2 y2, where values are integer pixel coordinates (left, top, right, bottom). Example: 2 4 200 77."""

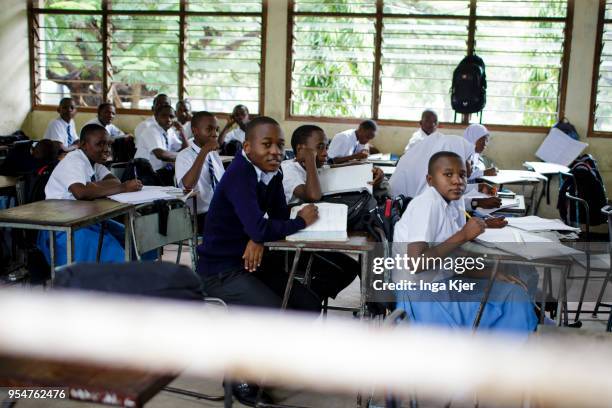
354 150 369 160
297 204 319 226
242 239 264 272
202 138 220 154
461 217 486 241
475 197 501 209
369 167 384 186
485 216 507 229
173 121 184 132
296 147 317 165
484 167 498 177
478 183 496 195
122 179 143 193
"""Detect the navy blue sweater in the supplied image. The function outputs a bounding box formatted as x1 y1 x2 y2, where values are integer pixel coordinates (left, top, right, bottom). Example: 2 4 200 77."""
196 153 306 276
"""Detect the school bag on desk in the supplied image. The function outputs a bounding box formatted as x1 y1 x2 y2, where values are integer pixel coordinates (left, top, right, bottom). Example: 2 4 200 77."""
557 154 608 226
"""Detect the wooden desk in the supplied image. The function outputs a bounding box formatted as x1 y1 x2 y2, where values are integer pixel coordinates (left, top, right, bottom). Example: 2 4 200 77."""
266 233 376 315
0 354 175 407
0 199 134 279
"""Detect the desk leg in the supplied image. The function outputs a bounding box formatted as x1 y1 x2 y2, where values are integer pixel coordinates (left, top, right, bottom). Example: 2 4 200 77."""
96 221 105 263
360 251 369 319
556 265 569 327
540 267 551 324
281 248 302 310
473 259 500 331
124 211 132 262
49 231 55 285
66 228 74 265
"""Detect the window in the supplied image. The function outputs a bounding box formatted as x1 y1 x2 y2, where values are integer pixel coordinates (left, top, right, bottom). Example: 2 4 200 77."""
29 0 265 113
590 0 612 136
288 0 572 128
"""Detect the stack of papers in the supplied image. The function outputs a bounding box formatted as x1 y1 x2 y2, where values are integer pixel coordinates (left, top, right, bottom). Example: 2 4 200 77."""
287 203 348 242
507 216 580 232
368 153 392 160
523 161 570 175
481 170 547 185
475 197 520 215
109 186 192 204
318 163 373 195
535 127 587 166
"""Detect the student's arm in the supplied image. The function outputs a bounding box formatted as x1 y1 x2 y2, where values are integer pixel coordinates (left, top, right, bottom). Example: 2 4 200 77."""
292 148 322 202
173 123 190 150
218 117 235 145
69 179 142 201
180 141 220 190
407 217 486 274
152 148 178 163
331 150 369 164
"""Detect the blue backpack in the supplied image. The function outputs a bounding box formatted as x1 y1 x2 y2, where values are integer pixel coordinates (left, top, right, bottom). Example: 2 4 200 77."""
554 118 580 141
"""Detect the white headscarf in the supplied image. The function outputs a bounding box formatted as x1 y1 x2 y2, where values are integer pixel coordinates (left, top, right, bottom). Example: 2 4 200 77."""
463 124 489 145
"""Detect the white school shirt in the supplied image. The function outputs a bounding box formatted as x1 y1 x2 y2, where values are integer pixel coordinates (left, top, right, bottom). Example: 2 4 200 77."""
182 121 193 141
134 122 184 171
327 129 368 159
175 142 225 214
463 183 480 210
224 127 245 144
84 117 126 139
404 129 441 152
134 116 155 139
468 152 486 181
389 133 473 199
44 149 111 200
43 117 78 148
281 159 307 204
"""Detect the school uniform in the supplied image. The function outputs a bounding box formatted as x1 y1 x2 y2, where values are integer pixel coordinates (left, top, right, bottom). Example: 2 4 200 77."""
43 117 78 149
280 159 359 299
134 122 183 170
404 129 441 152
390 133 473 199
84 117 126 139
182 121 193 140
134 116 155 139
327 129 368 160
37 149 126 265
196 151 320 312
175 142 225 232
393 185 538 334
224 127 245 144
468 152 487 181
464 124 490 182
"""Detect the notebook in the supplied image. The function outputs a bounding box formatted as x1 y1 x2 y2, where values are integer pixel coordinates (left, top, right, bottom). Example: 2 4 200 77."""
523 161 570 175
286 203 348 241
480 170 547 184
535 127 588 166
109 186 194 204
475 197 520 215
506 216 581 232
318 163 373 195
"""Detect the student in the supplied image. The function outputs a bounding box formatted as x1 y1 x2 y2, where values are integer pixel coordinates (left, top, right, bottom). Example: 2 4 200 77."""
390 133 473 198
405 109 441 152
38 124 143 265
175 100 193 140
175 111 223 233
218 104 249 147
393 151 537 334
84 103 131 140
134 105 189 186
464 124 497 181
327 120 377 164
43 97 79 151
134 94 171 139
464 160 503 214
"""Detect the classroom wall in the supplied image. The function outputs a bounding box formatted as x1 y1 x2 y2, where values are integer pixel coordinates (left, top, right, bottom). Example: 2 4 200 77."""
15 0 611 219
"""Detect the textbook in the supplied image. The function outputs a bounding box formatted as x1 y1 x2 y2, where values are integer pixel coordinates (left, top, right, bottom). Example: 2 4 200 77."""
535 127 588 166
318 163 373 195
286 203 348 241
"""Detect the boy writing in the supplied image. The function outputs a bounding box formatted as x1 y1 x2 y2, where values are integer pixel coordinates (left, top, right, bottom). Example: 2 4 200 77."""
327 119 378 164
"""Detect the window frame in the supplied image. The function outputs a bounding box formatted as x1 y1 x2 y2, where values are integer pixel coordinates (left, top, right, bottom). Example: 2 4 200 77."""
285 0 574 132
589 0 612 138
27 0 268 116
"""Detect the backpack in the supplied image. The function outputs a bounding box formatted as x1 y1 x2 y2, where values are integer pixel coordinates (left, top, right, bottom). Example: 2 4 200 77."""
121 158 162 186
553 118 580 141
558 154 608 226
451 54 487 115
111 137 136 162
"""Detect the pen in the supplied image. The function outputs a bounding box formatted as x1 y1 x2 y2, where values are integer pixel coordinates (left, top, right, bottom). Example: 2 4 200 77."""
133 165 139 181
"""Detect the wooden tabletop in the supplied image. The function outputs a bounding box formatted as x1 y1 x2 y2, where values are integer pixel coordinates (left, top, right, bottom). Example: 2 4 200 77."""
0 199 133 229
266 232 376 252
0 353 175 407
0 175 17 189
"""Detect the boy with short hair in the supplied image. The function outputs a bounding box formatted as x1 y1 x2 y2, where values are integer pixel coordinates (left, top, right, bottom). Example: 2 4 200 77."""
84 103 131 140
134 94 171 139
405 109 441 152
327 119 378 164
393 151 537 333
134 105 189 185
175 100 193 140
39 124 143 265
43 97 79 151
218 104 249 147
175 111 223 232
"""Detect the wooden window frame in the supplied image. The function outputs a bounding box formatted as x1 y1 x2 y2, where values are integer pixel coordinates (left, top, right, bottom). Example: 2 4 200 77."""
286 0 574 132
27 0 268 116
589 0 612 138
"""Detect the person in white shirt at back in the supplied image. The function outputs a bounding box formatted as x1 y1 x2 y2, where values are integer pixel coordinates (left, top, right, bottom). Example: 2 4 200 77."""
175 99 193 141
134 105 189 185
84 103 131 140
134 94 171 139
43 97 79 151
390 132 473 198
404 109 442 152
327 119 377 164
175 111 224 233
218 104 250 153
463 123 498 182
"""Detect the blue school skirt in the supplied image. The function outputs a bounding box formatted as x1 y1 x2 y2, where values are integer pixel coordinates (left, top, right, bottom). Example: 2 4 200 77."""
37 220 126 266
396 276 538 336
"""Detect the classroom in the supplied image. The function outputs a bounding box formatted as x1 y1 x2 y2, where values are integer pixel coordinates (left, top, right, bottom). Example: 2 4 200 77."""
1 1 612 407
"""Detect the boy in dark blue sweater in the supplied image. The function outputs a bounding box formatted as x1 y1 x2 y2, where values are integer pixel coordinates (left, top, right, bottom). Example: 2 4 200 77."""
196 116 320 312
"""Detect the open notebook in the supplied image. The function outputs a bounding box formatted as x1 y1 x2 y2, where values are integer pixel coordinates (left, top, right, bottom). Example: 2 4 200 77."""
536 127 587 166
318 163 373 195
108 186 195 205
286 203 348 242
475 197 520 216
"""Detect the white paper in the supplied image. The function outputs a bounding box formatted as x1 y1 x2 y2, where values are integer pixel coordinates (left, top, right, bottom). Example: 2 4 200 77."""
368 153 391 161
524 161 570 175
535 127 588 166
318 163 373 195
481 169 547 184
287 203 348 241
507 216 581 232
475 198 520 215
108 189 176 204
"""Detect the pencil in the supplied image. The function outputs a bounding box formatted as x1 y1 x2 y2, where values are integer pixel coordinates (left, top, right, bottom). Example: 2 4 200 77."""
464 210 472 219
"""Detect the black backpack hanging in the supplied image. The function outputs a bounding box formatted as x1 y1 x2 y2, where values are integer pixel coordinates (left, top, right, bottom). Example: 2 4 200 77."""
451 54 487 115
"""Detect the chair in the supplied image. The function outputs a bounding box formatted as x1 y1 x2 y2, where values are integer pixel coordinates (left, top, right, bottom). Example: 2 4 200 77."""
110 161 128 180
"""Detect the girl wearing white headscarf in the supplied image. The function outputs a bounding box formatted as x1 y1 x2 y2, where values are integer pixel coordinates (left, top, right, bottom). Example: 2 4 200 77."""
463 124 497 182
